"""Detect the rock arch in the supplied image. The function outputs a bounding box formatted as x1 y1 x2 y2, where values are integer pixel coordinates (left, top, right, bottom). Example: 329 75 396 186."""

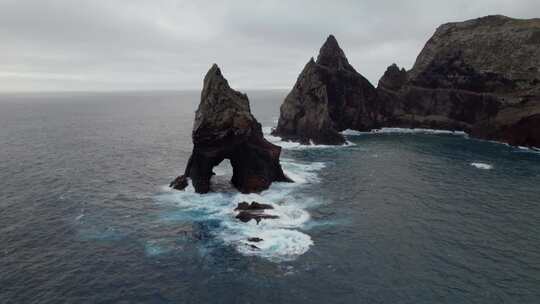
170 64 291 194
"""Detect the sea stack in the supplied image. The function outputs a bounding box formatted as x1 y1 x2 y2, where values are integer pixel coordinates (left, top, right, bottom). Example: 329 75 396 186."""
170 64 291 194
272 35 379 145
376 15 540 147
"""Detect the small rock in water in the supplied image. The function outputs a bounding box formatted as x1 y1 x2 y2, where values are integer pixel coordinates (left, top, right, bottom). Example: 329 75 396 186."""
248 237 263 243
169 175 188 190
236 211 279 224
234 201 279 223
235 201 274 211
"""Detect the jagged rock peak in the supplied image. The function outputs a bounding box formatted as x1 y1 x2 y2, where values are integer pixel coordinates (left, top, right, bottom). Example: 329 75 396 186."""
171 64 291 194
200 63 247 107
387 63 402 72
273 35 379 145
378 63 408 91
319 34 340 52
194 64 252 145
203 64 226 87
316 35 354 70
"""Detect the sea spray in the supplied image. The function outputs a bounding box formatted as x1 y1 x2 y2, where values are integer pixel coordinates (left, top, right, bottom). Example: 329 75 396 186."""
263 127 354 149
155 158 326 262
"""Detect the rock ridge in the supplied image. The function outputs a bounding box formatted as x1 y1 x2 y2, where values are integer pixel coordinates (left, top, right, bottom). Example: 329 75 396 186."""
274 16 540 148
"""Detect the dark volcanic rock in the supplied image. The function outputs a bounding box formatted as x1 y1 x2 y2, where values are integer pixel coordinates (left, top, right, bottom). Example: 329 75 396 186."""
234 201 277 224
376 15 540 148
170 64 292 194
275 17 540 148
378 63 408 91
247 244 260 250
236 211 279 224
471 107 540 147
235 201 274 211
272 35 379 145
409 15 540 91
169 175 188 190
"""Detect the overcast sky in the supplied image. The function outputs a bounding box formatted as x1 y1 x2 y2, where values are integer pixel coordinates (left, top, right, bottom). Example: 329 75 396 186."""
0 0 539 92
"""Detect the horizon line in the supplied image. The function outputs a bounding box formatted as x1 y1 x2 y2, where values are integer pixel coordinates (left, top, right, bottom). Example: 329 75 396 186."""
0 88 291 95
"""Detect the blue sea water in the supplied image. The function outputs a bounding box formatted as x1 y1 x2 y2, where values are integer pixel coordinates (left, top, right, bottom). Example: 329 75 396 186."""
1 91 540 303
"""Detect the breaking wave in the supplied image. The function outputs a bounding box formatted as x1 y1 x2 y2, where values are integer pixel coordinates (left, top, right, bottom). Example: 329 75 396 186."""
515 146 540 154
263 127 355 149
154 158 325 262
471 162 493 170
342 128 468 136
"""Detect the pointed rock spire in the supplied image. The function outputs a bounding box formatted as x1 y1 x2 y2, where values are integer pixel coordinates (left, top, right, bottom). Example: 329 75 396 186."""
194 64 251 142
316 35 354 71
273 35 378 145
203 63 228 91
171 64 291 194
377 63 408 91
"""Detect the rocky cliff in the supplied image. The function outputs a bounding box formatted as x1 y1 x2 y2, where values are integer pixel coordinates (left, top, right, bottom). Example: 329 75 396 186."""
272 35 379 145
170 64 291 194
377 15 540 147
275 16 540 148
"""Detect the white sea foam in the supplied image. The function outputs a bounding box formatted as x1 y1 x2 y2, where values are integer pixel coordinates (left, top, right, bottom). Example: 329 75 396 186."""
75 208 85 221
343 128 540 156
155 158 325 262
471 162 493 170
342 128 467 136
516 146 540 154
230 229 314 261
145 240 168 256
341 129 370 136
263 126 354 150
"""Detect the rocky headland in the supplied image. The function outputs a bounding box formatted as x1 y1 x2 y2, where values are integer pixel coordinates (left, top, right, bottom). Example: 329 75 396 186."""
274 15 540 148
170 64 291 194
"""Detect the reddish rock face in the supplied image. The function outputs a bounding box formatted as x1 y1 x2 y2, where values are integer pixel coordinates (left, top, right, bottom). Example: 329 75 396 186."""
170 64 292 194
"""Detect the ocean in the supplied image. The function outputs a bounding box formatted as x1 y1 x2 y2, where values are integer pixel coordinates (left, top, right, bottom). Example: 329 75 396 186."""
1 91 539 303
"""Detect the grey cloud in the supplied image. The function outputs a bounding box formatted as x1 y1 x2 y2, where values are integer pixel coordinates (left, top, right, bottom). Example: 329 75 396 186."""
0 0 539 92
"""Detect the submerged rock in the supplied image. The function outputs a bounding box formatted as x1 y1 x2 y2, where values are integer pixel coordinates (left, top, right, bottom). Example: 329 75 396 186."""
272 35 379 145
170 64 292 194
247 244 260 250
